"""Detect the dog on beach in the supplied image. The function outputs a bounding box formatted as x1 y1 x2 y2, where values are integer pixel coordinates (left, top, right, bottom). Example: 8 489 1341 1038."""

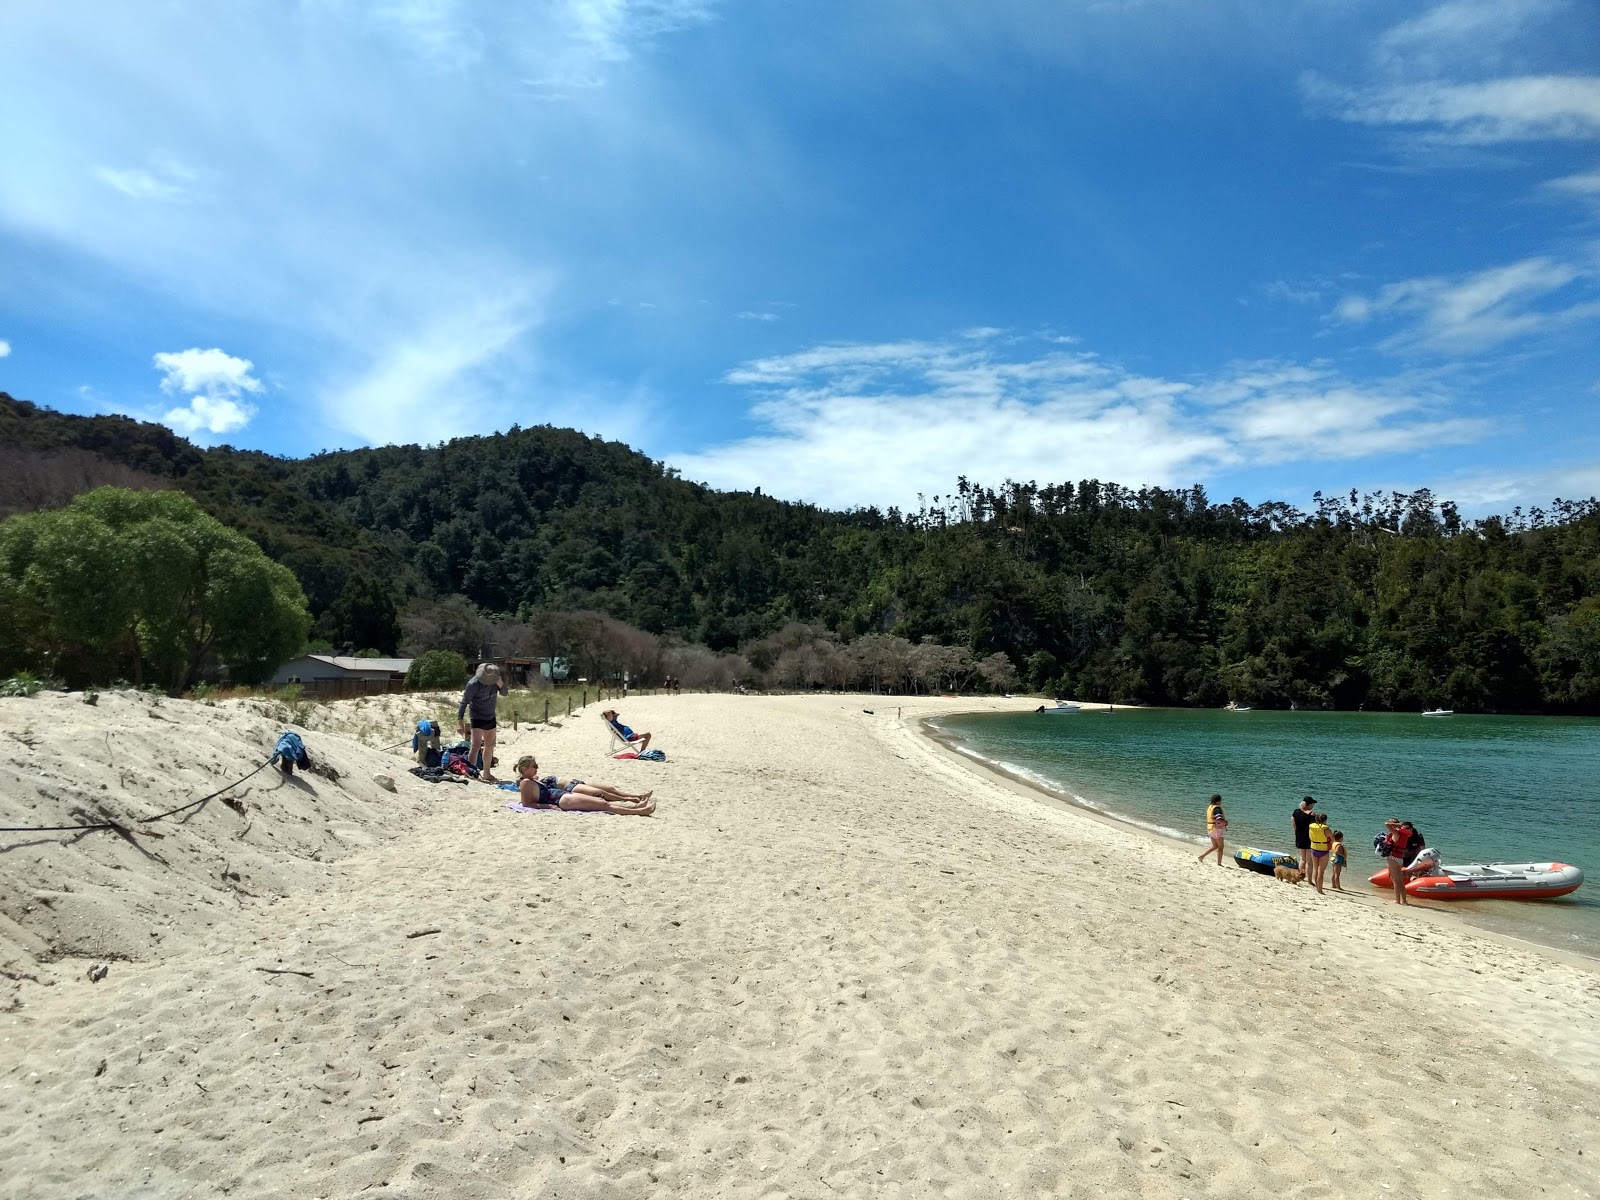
1273 865 1306 885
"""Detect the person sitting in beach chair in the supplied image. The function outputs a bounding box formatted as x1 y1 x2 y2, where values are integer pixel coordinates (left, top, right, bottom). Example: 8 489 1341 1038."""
515 757 655 815
600 708 651 755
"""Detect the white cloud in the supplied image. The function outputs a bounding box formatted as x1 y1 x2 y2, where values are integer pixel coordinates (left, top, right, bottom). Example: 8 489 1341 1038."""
1332 256 1600 354
319 287 547 444
148 347 262 439
1432 462 1600 511
152 348 263 399
0 1 719 447
672 337 1486 509
1549 168 1600 195
737 310 779 321
1312 75 1600 144
0 338 10 358
94 159 199 203
162 394 256 436
1373 0 1560 77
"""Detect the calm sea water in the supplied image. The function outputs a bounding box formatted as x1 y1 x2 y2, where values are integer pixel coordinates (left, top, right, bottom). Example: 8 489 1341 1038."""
933 708 1600 959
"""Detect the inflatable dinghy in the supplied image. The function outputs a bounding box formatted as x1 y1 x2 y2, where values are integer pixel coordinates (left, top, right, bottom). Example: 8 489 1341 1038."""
1234 847 1298 876
1368 862 1583 900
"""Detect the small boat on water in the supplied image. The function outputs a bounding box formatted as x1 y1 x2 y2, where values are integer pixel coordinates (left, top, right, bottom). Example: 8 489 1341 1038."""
1421 708 1454 716
1367 862 1584 900
1233 846 1298 876
1224 701 1252 712
1036 701 1081 713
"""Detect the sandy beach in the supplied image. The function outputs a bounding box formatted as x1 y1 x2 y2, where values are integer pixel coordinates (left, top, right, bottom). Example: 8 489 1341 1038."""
3 690 1598 1198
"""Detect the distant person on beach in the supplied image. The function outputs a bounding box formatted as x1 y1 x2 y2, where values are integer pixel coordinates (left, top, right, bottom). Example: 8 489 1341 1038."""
515 757 655 815
601 708 651 752
1197 794 1228 865
1292 797 1316 874
1329 830 1347 891
459 662 508 784
1382 818 1412 905
1308 811 1331 893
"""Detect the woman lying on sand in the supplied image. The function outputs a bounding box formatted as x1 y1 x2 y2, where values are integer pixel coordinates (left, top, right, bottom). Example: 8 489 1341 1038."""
515 757 655 815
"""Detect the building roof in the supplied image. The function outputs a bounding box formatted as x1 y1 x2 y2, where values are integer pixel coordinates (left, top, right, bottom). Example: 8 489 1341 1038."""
307 655 413 674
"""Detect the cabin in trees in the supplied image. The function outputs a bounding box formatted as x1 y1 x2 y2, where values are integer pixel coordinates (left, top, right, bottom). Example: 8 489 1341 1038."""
271 654 413 698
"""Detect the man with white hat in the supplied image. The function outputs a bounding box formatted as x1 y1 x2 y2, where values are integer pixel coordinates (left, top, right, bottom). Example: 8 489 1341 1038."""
458 662 509 783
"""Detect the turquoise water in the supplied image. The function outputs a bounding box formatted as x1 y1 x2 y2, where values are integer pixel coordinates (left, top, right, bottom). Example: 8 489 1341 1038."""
933 708 1600 959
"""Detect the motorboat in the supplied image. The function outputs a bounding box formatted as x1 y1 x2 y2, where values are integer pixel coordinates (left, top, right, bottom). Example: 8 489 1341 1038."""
1224 701 1252 712
1367 862 1583 900
1421 708 1454 716
1233 846 1298 876
1037 701 1081 713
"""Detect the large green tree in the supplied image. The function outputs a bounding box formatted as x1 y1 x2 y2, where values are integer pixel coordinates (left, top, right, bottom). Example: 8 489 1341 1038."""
0 487 311 691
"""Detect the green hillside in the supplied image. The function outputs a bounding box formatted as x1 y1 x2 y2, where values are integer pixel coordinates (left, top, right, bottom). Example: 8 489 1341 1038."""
3 393 1598 712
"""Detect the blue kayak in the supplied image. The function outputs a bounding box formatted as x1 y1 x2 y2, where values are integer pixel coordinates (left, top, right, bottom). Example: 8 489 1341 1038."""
1233 846 1298 876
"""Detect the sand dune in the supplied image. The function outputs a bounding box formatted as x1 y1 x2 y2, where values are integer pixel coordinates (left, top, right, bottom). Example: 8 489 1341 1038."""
2 692 1597 1198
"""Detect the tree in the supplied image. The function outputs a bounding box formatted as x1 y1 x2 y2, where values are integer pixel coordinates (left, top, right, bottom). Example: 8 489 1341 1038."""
0 487 310 691
317 572 401 655
406 649 470 689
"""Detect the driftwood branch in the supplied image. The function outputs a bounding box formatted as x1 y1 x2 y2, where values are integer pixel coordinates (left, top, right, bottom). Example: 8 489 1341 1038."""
253 966 313 979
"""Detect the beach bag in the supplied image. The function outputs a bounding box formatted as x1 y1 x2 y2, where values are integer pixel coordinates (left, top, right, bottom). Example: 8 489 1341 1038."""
637 748 666 762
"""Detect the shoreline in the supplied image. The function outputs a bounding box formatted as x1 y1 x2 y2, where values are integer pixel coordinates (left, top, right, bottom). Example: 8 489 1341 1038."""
916 702 1600 972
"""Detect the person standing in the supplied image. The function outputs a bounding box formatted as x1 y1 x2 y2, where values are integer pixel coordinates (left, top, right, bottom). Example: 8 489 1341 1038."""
459 662 508 784
1197 794 1228 865
1382 818 1412 905
1292 796 1316 875
1308 811 1331 894
1329 829 1348 891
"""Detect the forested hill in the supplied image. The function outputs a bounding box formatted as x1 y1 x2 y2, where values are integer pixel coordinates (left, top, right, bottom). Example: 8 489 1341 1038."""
4 392 1599 713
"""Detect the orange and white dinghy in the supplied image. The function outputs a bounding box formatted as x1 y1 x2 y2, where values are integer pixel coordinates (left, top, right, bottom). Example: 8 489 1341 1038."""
1370 862 1584 901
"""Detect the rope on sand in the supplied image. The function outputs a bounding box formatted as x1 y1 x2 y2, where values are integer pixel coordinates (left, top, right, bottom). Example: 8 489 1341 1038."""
0 757 274 835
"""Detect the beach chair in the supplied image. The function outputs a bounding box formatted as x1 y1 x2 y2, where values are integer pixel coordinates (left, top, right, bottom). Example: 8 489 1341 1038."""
600 710 648 758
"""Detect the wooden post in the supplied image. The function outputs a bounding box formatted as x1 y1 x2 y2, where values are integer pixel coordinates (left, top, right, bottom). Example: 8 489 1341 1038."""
566 696 572 717
583 688 588 708
544 698 550 724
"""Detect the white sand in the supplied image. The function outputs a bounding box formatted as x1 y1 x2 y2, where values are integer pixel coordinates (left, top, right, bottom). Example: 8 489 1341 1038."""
2 691 1597 1198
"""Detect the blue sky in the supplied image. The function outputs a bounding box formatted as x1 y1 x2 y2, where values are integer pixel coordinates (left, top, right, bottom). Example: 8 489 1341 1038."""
1 0 1597 513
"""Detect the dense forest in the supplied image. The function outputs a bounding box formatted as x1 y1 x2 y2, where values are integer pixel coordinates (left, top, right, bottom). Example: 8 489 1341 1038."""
4 392 1599 712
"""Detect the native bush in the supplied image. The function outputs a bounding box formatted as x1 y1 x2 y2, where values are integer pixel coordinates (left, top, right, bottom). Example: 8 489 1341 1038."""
405 648 470 689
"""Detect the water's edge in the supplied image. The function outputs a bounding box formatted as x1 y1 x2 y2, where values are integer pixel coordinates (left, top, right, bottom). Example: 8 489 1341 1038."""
918 711 1600 969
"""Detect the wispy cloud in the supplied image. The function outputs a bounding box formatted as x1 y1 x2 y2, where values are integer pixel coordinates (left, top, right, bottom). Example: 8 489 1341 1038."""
737 310 779 322
1312 75 1600 144
1432 461 1600 510
0 1 719 445
0 338 10 358
673 336 1486 508
319 286 548 444
1549 168 1600 195
1372 0 1562 77
1332 256 1600 354
94 158 200 203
